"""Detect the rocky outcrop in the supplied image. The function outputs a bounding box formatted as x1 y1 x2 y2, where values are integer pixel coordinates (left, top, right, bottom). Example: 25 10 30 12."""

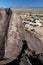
0 8 25 64
0 8 24 59
25 31 43 55
5 11 24 59
0 8 9 59
0 8 43 65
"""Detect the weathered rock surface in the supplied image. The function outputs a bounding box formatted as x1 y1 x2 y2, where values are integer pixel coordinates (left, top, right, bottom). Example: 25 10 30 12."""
0 8 43 65
0 8 25 64
0 8 8 59
25 31 43 55
5 12 23 59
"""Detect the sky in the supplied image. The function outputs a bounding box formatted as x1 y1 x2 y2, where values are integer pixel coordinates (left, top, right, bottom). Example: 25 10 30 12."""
0 0 43 8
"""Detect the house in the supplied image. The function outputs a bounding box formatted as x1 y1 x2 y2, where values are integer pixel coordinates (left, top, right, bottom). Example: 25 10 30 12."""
35 19 40 23
36 22 42 26
35 19 42 26
29 18 42 26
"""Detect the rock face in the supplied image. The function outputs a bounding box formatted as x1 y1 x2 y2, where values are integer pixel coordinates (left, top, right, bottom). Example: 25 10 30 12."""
0 8 43 65
0 9 8 59
5 11 24 59
0 8 25 61
0 8 12 60
25 31 43 55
